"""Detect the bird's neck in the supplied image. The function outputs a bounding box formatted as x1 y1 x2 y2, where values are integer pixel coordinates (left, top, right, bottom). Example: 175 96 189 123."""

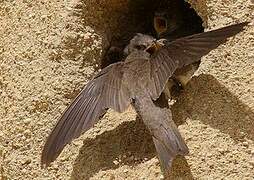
125 50 150 62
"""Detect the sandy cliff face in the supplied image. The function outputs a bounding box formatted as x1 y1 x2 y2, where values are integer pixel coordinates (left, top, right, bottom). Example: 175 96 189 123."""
0 0 253 179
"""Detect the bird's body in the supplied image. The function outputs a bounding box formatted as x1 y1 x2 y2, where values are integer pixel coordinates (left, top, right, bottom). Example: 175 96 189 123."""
41 22 249 174
133 91 189 170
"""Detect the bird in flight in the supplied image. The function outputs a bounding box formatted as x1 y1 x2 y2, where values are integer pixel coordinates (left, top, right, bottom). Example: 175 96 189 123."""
41 22 248 173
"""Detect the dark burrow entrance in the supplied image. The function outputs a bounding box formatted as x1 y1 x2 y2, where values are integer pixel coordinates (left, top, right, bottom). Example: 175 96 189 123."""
100 0 204 68
68 0 204 69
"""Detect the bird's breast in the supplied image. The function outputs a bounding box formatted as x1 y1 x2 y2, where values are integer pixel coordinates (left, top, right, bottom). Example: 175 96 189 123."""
123 58 151 93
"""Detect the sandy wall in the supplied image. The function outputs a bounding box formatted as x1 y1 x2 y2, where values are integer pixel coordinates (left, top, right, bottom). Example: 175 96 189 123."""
0 0 253 179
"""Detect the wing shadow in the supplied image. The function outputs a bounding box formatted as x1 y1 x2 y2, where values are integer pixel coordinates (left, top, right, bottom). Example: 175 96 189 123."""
70 74 253 179
172 74 254 141
70 116 193 179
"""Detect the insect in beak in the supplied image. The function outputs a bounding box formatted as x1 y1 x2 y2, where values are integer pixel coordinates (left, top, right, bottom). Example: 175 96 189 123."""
146 40 165 55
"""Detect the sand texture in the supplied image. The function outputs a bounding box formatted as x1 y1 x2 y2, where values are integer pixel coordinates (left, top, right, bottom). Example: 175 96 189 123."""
1 0 254 179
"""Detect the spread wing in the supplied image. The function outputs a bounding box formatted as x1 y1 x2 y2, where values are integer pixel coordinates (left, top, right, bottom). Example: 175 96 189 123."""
149 22 248 99
41 62 131 166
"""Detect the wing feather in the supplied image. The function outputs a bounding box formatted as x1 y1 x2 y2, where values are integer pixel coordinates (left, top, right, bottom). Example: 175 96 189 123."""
149 22 248 99
41 62 131 166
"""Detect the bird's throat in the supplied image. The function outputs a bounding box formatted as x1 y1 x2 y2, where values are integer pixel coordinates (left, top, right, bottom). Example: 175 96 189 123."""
154 17 168 35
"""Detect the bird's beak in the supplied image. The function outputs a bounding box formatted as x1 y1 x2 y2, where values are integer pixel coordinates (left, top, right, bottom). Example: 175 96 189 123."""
154 16 168 36
146 40 165 55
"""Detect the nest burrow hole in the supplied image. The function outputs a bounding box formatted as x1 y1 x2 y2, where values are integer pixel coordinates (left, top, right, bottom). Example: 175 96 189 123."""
97 0 204 68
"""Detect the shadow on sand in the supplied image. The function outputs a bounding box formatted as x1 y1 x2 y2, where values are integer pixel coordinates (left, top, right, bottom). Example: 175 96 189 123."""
70 74 253 179
70 116 193 180
172 74 254 142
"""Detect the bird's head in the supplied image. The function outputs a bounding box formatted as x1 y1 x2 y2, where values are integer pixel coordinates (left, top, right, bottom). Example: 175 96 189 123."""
124 33 167 58
154 10 183 38
154 11 168 37
124 33 156 55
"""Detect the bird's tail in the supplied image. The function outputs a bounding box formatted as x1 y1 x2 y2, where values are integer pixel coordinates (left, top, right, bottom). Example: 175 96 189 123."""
134 95 189 172
152 113 189 172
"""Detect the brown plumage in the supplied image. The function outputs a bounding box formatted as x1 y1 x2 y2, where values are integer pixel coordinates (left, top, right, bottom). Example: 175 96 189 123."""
41 22 248 172
153 3 204 99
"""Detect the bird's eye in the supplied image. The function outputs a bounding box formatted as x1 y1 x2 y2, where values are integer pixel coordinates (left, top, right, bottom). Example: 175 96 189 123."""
135 45 146 50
